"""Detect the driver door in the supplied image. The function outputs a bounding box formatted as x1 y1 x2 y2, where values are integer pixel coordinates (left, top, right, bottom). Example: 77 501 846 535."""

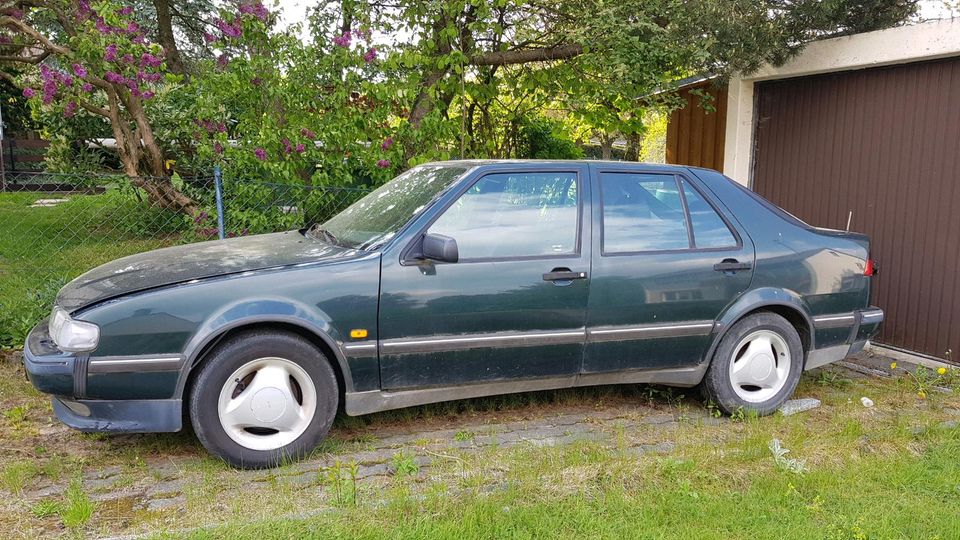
377 165 591 390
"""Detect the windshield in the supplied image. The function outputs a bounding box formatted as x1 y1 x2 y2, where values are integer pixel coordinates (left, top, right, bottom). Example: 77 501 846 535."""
310 165 468 250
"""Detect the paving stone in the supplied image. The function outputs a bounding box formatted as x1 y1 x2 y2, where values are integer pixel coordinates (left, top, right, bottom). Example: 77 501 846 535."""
143 495 186 512
779 398 822 416
643 414 677 425
145 478 186 498
938 420 958 430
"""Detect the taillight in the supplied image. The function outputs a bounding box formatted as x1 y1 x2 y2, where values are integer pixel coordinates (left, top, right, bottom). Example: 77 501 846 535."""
864 258 876 276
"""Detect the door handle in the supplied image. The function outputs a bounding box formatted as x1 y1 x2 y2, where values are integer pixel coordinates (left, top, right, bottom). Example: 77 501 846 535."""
713 259 752 272
543 268 588 281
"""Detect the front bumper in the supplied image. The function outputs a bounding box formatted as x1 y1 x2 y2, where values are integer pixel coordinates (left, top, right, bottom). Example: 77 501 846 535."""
23 321 182 433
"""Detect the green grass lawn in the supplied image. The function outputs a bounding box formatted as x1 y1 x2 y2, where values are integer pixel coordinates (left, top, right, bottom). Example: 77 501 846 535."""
0 190 193 348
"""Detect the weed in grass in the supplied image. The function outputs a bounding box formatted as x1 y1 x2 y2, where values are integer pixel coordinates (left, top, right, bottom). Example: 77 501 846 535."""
814 369 852 389
61 478 95 528
321 460 358 507
391 451 419 478
453 430 475 442
769 438 807 474
0 460 40 494
3 404 29 426
30 499 63 519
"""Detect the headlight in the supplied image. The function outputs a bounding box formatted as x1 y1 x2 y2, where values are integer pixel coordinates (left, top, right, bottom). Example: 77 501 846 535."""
48 307 100 352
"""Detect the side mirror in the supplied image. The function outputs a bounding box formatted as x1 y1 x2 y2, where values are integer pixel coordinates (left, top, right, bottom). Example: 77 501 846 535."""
422 233 459 263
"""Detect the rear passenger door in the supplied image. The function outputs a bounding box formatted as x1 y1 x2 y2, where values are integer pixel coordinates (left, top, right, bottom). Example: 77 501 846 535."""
583 166 755 374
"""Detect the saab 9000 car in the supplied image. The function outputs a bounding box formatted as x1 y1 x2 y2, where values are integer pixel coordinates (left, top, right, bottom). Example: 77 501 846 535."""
24 161 883 468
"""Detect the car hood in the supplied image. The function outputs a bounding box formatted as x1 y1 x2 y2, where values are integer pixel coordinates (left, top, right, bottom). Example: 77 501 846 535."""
58 231 360 312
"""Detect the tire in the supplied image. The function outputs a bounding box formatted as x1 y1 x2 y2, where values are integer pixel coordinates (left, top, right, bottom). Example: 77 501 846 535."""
188 329 338 469
700 312 803 416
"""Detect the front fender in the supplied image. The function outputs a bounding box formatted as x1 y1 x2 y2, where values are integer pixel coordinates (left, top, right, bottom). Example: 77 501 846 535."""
175 297 355 396
702 287 815 365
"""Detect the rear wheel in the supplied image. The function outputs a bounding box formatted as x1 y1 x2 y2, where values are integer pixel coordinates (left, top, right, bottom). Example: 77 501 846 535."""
700 312 803 416
189 330 338 468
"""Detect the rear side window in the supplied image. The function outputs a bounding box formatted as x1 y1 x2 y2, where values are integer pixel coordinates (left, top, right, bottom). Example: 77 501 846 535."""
682 180 737 248
600 173 690 253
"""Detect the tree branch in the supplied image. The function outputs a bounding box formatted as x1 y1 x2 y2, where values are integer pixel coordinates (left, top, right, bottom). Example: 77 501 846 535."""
0 49 50 64
469 43 583 66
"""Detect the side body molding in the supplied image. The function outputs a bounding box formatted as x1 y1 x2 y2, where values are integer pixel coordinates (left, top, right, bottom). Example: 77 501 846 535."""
175 297 355 397
703 287 817 367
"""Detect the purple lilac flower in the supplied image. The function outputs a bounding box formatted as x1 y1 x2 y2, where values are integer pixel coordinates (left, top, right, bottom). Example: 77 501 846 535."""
104 44 118 62
300 128 316 139
72 63 88 78
121 53 135 64
119 6 134 15
240 3 270 21
95 18 114 34
0 35 11 45
381 136 393 150
251 77 262 86
254 147 267 161
376 159 390 169
22 87 36 98
203 32 217 44
141 90 155 100
8 8 23 19
216 18 242 39
104 71 126 84
64 101 78 118
214 141 224 155
82 82 94 92
216 53 230 69
40 64 52 80
62 75 74 87
140 53 163 68
282 139 293 154
363 48 377 63
295 143 306 153
132 35 147 45
333 31 352 47
193 211 208 224
126 21 139 33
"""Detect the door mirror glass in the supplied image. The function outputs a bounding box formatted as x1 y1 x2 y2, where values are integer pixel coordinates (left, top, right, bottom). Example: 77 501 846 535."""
422 233 459 263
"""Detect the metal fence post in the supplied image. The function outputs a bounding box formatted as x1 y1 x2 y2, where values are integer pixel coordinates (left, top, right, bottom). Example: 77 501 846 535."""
214 165 226 240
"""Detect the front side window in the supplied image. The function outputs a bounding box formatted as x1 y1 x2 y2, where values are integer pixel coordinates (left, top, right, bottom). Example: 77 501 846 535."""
600 173 690 253
428 171 579 259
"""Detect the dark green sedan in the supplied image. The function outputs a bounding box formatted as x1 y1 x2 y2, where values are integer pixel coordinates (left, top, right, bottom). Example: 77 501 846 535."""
24 161 883 468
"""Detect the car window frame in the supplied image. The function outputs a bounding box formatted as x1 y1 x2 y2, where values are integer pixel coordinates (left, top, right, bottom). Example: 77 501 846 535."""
401 167 585 264
597 171 742 257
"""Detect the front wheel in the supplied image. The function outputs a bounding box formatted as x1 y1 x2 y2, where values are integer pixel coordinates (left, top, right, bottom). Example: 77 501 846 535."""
700 312 803 416
188 330 339 468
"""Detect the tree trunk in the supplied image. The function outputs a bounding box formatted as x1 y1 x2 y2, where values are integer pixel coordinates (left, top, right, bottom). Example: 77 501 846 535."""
600 136 614 160
625 131 640 161
152 0 187 76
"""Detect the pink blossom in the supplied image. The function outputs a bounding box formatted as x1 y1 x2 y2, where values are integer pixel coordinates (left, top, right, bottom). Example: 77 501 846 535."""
254 147 267 160
376 159 390 168
363 48 377 63
381 136 393 150
333 31 352 47
72 64 88 78
22 87 36 98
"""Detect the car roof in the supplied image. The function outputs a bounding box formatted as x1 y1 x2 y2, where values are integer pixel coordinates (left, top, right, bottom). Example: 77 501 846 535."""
425 159 692 171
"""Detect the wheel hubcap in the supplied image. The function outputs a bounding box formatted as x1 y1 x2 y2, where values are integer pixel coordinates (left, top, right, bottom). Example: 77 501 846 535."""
217 357 317 451
728 330 791 403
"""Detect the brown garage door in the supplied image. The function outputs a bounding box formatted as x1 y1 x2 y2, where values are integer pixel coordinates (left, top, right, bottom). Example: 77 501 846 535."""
752 57 960 361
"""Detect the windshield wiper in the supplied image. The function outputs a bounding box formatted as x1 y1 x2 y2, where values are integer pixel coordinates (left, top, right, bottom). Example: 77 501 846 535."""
307 225 341 246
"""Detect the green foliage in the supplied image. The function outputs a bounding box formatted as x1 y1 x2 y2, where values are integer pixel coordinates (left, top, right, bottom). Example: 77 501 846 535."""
390 451 420 478
518 118 584 160
60 479 95 529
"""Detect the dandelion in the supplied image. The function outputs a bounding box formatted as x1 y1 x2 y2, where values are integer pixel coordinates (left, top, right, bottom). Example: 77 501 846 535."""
889 362 897 370
917 390 926 399
937 367 947 375
376 159 390 168
254 147 267 160
22 87 36 98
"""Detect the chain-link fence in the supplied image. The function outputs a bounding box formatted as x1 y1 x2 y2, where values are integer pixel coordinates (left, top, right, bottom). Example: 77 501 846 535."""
0 171 369 348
